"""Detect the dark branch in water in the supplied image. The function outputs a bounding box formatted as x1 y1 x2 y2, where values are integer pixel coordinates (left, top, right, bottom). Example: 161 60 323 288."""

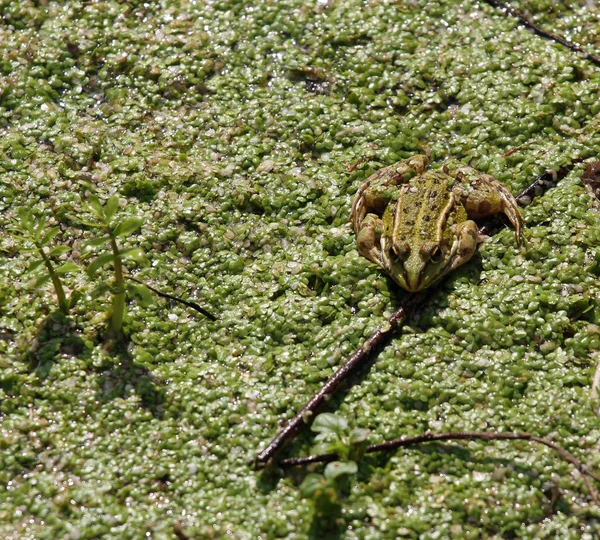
278 431 600 502
127 275 217 321
483 0 600 68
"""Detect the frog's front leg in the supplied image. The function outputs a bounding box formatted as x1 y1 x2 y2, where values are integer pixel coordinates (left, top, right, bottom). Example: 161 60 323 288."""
355 213 385 267
446 219 480 274
443 159 523 245
351 155 429 233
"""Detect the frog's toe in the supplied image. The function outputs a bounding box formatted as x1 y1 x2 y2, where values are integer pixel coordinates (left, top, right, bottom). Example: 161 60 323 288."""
497 190 524 245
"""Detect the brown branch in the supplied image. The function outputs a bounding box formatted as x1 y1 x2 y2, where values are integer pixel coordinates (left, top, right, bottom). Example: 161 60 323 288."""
483 0 600 68
254 292 425 467
278 431 600 502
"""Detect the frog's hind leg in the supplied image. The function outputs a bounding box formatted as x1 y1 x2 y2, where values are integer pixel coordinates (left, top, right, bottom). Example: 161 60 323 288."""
351 155 429 233
444 160 523 245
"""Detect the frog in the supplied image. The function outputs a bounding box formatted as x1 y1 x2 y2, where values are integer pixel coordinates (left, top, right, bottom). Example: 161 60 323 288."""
350 154 523 292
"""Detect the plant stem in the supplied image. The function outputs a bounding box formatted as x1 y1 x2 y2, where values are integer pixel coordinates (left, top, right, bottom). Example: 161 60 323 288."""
37 245 69 315
109 235 126 335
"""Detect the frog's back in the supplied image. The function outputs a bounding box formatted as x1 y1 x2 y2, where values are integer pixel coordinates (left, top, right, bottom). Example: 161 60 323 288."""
390 171 455 246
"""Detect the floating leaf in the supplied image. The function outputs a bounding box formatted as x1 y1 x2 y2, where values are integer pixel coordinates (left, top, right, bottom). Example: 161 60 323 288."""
311 413 348 435
349 427 370 445
323 461 357 482
127 282 154 307
113 217 143 237
87 253 116 276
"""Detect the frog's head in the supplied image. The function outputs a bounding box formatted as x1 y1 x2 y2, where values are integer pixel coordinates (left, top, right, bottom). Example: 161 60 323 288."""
383 230 478 292
383 239 451 292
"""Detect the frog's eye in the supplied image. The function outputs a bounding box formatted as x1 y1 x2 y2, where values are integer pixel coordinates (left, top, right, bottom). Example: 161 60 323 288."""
429 245 443 263
392 241 410 259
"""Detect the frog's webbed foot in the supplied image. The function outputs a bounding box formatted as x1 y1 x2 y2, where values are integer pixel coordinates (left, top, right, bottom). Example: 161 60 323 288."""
351 155 429 233
355 213 384 266
444 160 523 245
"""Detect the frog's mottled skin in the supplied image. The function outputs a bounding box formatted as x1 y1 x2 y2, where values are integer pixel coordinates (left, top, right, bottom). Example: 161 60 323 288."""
351 155 523 292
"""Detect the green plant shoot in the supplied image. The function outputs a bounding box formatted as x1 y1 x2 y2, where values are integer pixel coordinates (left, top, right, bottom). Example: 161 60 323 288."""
310 412 370 461
14 208 79 315
82 195 147 336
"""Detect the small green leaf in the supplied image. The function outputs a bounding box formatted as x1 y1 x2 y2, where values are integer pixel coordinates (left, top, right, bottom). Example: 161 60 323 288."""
349 428 370 445
25 259 45 274
18 208 34 232
32 214 47 242
40 227 60 247
47 245 71 258
86 195 105 218
323 461 357 482
55 262 79 275
311 413 348 435
127 282 154 307
11 233 30 243
589 251 600 277
79 220 105 229
299 473 327 498
34 274 52 288
119 247 145 261
84 236 112 248
105 195 119 221
87 253 116 276
113 217 143 237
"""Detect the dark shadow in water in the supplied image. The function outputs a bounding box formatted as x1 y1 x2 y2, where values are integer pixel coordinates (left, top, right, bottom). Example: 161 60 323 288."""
25 310 165 418
26 309 91 378
92 332 166 419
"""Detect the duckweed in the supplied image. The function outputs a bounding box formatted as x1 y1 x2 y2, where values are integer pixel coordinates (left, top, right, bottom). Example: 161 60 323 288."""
2 0 600 537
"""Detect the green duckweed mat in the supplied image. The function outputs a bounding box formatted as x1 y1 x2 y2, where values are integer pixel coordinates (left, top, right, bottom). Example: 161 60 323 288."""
2 0 600 538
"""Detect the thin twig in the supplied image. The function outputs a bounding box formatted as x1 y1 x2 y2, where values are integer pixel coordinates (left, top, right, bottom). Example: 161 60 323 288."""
483 0 600 68
254 165 576 468
254 292 424 467
126 274 217 321
278 431 600 502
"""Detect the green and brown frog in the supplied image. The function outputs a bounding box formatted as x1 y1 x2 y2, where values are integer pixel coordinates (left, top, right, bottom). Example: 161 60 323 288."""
350 155 523 292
